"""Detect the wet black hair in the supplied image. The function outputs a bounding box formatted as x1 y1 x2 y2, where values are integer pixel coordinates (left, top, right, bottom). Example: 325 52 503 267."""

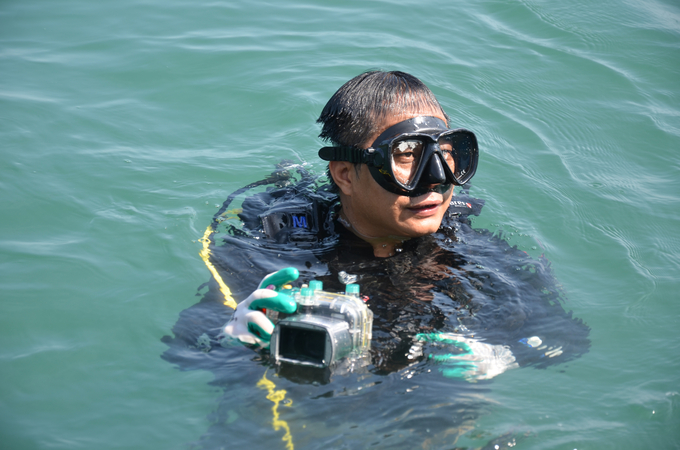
316 70 449 192
317 70 449 147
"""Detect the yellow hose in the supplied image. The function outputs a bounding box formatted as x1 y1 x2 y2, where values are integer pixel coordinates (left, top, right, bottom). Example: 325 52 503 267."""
258 371 295 450
201 227 294 448
199 226 237 309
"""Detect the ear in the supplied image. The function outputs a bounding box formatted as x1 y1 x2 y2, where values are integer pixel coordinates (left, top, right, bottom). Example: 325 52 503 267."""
328 161 357 196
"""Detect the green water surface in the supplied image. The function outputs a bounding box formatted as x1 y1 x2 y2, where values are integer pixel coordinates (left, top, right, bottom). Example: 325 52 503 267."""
1 0 679 448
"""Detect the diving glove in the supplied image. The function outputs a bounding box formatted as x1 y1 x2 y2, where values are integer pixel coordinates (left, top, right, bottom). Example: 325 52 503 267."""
220 268 299 347
416 332 519 381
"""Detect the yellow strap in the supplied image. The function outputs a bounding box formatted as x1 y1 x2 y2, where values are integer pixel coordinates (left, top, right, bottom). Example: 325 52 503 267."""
201 228 294 447
199 226 238 310
257 371 295 450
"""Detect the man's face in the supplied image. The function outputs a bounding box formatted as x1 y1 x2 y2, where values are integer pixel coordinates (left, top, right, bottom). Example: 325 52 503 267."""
335 110 454 241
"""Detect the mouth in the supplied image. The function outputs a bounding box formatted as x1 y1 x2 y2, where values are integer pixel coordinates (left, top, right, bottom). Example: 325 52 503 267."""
406 199 443 216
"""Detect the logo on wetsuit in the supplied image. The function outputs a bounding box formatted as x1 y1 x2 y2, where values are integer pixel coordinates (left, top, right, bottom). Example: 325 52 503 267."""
450 200 472 209
292 214 308 228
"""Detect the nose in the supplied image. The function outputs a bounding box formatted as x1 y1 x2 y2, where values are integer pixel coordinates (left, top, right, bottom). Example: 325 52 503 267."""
419 153 447 186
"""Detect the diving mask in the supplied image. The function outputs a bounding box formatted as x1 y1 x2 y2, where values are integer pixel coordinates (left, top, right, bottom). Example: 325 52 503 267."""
319 116 478 197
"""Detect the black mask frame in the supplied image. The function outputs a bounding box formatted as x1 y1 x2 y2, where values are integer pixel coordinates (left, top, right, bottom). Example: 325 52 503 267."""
319 116 479 197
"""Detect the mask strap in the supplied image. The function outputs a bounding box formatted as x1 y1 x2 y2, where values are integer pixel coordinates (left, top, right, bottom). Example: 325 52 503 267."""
318 146 385 167
318 146 363 163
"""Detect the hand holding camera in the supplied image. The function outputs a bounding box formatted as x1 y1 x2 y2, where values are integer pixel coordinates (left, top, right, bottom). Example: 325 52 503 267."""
221 267 374 369
221 268 300 347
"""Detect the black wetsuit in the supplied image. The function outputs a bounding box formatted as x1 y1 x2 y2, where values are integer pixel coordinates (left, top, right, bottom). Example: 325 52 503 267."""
160 165 590 449
163 165 590 376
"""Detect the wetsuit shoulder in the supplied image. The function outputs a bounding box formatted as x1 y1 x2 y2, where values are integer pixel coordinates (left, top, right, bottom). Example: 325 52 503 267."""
447 189 485 217
238 183 338 248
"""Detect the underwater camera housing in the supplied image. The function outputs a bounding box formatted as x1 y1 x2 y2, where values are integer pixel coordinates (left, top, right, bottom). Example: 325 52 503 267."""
268 282 373 369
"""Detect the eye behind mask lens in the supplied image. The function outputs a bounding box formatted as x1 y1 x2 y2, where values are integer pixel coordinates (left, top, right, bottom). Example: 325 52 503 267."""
390 139 424 186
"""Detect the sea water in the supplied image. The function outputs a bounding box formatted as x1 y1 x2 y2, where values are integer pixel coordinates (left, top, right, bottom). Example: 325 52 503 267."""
1 0 679 448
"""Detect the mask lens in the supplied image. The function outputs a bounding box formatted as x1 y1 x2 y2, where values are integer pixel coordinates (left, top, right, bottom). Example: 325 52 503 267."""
439 131 475 183
389 139 424 187
437 135 457 175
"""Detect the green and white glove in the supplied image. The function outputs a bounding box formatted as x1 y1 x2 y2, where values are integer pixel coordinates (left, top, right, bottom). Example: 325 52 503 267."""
220 268 299 347
416 332 519 381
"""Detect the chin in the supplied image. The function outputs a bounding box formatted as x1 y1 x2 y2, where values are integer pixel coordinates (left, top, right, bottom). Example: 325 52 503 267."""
403 218 442 237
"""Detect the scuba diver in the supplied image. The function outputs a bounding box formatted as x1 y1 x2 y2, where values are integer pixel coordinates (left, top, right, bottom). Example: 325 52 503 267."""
213 70 588 376
162 71 590 448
